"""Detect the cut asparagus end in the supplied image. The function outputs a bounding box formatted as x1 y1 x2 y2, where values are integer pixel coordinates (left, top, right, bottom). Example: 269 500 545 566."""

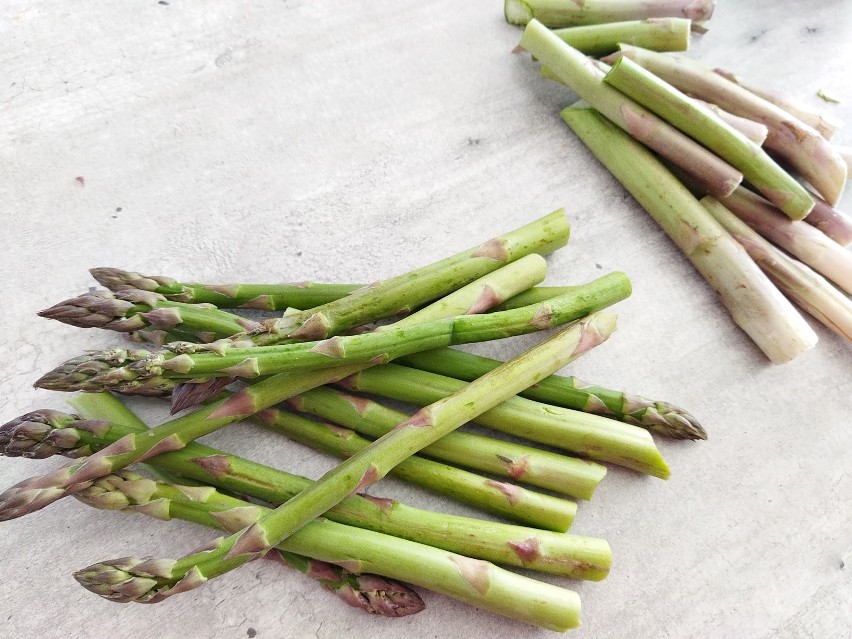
505 0 533 26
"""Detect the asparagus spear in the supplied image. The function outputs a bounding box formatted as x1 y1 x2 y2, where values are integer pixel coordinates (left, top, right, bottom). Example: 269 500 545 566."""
601 55 814 219
718 187 852 295
397 349 705 440
90 268 362 311
71 314 616 604
287 386 607 499
712 67 843 140
253 210 570 343
337 363 669 477
702 197 852 341
11 394 611 579
546 18 691 57
35 273 630 393
252 406 579 531
76 469 425 616
519 20 743 197
561 105 817 363
608 45 847 206
504 0 714 27
73 471 580 630
92 267 582 314
38 289 258 340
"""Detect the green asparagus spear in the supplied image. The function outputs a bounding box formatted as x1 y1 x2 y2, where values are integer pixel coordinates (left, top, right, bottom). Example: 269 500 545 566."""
73 470 580 630
504 0 714 27
288 386 607 499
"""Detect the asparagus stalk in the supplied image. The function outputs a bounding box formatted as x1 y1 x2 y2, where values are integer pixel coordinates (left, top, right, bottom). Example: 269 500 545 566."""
287 386 607 499
254 210 570 343
802 193 852 247
712 68 843 140
519 20 743 197
75 469 425 616
609 45 847 205
545 18 691 57
90 268 362 311
27 394 611 580
338 363 669 477
702 197 852 341
252 407 578 531
35 273 630 393
92 267 584 314
504 0 714 27
494 285 577 309
71 314 616 604
38 289 258 340
719 187 852 295
837 145 852 175
73 471 580 630
691 100 768 145
561 105 817 363
601 56 813 219
397 349 705 440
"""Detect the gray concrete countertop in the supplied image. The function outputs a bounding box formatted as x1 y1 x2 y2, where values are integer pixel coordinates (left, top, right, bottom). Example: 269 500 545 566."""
1 1 850 637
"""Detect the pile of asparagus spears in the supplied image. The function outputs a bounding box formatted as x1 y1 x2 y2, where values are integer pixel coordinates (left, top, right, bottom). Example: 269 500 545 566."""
508 0 852 362
1 211 705 631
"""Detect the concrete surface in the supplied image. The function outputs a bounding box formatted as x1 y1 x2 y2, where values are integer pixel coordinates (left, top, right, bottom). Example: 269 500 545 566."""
1 1 851 638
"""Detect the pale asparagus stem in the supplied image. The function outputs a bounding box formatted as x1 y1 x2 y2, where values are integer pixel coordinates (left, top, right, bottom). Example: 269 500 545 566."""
74 470 425 617
519 20 742 197
387 254 548 326
287 386 607 499
73 314 616 605
90 268 363 311
250 408 578 531
702 197 852 341
692 100 768 145
73 472 580 630
38 289 257 340
802 193 852 247
561 106 817 363
547 18 691 57
602 56 813 219
260 210 571 343
719 187 852 295
339 363 670 477
396 349 706 440
712 68 844 140
504 0 714 27
35 274 630 393
61 394 612 580
608 45 847 205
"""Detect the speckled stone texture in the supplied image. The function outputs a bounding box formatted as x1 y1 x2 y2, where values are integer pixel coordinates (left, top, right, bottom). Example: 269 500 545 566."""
1 1 850 638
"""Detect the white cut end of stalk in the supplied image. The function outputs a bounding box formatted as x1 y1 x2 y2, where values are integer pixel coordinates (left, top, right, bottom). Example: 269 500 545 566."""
504 0 533 26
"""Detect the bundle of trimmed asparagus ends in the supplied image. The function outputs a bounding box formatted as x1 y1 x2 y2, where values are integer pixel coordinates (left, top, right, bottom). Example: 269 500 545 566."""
1 211 705 632
508 0 852 363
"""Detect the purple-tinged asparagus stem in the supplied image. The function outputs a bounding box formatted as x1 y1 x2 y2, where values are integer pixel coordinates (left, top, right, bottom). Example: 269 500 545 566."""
504 0 715 27
802 193 852 247
608 46 846 206
562 105 817 363
720 187 852 295
692 100 768 145
519 20 743 198
703 196 852 341
71 314 615 608
712 68 844 140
